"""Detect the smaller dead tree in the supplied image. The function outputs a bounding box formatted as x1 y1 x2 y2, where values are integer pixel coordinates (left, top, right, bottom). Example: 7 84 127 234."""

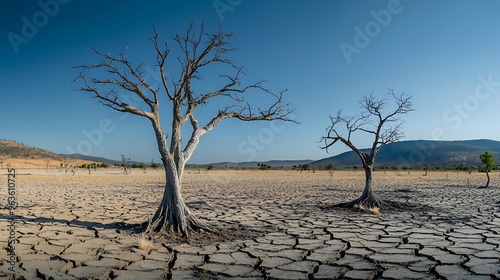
121 154 131 175
321 90 414 210
423 163 429 176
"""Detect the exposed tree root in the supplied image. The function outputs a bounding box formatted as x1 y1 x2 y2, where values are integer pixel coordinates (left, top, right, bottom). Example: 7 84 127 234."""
144 204 215 238
324 193 419 214
341 194 383 210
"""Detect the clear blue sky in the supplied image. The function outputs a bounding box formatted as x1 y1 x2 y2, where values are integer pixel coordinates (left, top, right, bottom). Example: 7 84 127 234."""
2 0 500 164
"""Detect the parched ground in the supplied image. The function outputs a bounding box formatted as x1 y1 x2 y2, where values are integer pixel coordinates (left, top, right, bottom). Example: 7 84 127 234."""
0 168 499 279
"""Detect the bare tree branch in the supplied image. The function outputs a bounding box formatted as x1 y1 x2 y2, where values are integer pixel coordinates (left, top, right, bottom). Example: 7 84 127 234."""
92 49 156 107
72 72 155 119
73 20 296 174
151 25 173 101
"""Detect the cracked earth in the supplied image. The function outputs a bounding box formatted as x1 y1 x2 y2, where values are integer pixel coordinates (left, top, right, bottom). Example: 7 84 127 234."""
1 169 499 279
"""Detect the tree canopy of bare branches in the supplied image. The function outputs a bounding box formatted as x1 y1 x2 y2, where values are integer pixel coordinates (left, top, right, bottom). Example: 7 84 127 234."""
321 90 414 209
73 21 295 237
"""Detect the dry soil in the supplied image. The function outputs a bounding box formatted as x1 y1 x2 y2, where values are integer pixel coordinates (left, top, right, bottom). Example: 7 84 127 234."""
0 168 499 279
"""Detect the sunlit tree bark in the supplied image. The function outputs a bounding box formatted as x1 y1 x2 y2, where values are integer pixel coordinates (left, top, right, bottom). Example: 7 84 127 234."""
73 22 295 236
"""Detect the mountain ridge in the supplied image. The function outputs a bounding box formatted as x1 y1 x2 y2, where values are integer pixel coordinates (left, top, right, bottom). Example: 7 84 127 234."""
312 139 500 168
2 139 499 169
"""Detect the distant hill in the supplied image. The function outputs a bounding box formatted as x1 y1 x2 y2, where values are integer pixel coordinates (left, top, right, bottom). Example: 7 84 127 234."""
60 153 147 166
312 139 500 168
2 139 313 169
61 153 121 165
62 155 314 169
0 139 96 168
0 139 67 161
192 160 314 169
4 138 500 170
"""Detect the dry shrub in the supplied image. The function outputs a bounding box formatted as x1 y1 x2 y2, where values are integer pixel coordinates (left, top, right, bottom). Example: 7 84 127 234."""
369 206 380 215
354 203 380 215
138 233 154 250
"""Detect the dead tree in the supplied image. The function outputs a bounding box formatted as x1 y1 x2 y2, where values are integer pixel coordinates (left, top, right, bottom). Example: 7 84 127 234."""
321 90 414 210
121 154 130 175
73 22 295 237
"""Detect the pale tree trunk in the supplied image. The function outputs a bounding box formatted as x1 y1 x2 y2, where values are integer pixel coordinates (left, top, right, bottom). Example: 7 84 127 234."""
147 159 210 236
146 119 211 237
485 170 490 188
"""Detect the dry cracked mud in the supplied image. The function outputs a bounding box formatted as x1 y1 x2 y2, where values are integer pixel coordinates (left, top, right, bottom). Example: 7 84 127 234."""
1 169 499 279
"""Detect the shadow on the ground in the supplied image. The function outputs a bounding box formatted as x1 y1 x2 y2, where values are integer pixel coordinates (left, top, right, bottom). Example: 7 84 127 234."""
147 224 266 246
0 214 271 246
0 214 145 233
319 198 436 214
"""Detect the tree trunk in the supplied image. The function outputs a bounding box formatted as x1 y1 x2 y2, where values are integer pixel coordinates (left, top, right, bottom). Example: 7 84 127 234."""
146 118 212 237
344 165 382 209
485 170 490 188
146 159 211 237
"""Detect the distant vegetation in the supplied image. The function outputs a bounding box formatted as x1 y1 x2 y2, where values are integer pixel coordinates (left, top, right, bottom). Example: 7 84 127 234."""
292 164 311 171
183 162 500 172
480 151 494 188
257 163 271 170
130 163 148 169
79 163 109 169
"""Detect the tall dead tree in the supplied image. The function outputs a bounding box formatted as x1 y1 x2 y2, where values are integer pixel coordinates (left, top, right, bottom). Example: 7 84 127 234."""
321 90 414 210
73 22 294 236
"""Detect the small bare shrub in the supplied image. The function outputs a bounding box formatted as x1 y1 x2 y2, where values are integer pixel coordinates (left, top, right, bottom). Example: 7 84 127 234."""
369 206 380 215
354 203 380 215
138 233 154 250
